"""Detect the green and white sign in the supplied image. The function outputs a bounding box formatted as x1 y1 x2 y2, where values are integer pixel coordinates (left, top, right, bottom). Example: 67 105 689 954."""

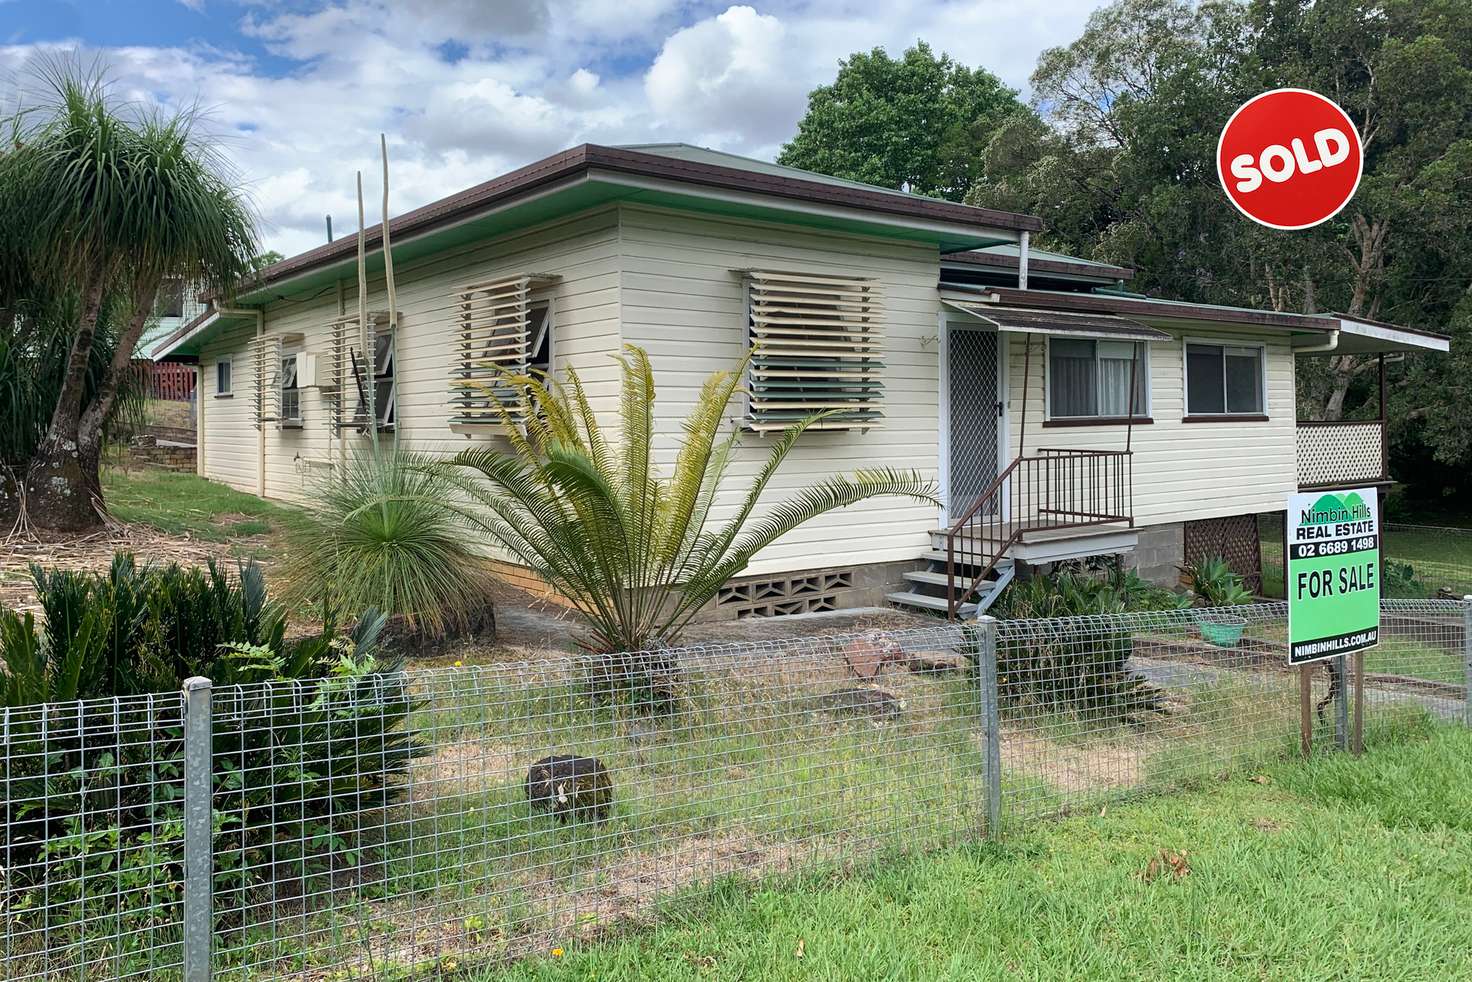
1286 487 1380 665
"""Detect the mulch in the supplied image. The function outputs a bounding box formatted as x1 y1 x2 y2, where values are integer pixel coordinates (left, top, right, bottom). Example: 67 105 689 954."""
0 524 271 615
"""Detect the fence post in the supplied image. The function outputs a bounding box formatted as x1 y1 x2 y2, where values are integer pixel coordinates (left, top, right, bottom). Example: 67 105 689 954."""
1463 597 1471 730
1334 655 1350 751
976 616 1002 838
182 677 213 982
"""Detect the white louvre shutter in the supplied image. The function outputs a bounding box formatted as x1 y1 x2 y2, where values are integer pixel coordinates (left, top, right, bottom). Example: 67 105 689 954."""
452 274 559 425
745 270 884 432
248 334 281 427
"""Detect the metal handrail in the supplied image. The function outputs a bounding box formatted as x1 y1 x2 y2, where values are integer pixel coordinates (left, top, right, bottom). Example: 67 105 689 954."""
945 449 1133 619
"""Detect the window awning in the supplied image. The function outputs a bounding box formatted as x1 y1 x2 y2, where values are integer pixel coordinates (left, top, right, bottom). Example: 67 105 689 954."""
942 300 1173 343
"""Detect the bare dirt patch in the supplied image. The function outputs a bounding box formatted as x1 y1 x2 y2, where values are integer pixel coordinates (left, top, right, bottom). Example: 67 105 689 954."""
1002 728 1162 795
0 523 269 614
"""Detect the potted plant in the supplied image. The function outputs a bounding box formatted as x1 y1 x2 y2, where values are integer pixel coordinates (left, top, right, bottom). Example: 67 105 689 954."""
1179 556 1253 647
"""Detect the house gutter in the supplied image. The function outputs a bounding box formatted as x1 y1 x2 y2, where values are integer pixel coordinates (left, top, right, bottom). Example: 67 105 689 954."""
218 306 267 497
1294 329 1340 354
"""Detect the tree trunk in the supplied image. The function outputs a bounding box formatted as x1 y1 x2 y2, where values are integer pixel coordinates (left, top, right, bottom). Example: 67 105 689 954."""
23 271 110 531
80 277 159 444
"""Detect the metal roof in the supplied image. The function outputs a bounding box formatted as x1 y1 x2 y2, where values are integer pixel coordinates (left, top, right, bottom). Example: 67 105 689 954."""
942 300 1172 343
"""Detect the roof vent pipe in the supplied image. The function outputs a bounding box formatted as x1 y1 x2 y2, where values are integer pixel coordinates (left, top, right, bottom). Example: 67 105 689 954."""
1018 231 1030 290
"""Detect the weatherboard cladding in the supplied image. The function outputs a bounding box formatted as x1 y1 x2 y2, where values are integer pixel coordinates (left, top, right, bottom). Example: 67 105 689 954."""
195 201 1317 579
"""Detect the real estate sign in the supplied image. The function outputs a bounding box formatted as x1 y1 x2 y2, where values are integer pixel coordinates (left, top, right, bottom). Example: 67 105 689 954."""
1286 487 1380 665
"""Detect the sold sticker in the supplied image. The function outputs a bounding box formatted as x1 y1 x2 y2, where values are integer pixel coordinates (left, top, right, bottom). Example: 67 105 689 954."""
1217 88 1363 230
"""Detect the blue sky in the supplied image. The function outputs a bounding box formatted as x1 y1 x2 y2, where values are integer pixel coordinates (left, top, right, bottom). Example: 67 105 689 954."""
0 1 1100 255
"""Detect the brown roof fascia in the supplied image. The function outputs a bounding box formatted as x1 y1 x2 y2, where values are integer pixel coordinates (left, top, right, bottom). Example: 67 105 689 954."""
244 144 1044 294
944 251 1135 282
978 287 1335 331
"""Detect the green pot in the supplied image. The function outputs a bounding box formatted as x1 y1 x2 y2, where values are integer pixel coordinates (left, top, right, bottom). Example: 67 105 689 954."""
1197 613 1247 648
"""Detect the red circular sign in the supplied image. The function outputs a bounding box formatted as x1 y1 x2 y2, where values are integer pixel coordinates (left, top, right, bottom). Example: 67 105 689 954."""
1216 88 1363 230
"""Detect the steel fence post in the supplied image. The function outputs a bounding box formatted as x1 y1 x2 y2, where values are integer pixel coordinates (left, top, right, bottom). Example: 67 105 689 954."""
182 677 213 982
1463 597 1471 730
977 616 1002 838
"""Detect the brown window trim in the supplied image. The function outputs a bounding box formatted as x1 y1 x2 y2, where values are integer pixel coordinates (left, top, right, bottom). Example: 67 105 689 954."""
1182 414 1270 424
1042 416 1154 428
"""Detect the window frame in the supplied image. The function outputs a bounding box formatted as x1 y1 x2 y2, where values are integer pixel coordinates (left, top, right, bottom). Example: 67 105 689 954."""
1182 338 1268 421
1042 335 1152 423
353 325 396 430
215 357 233 398
279 351 302 427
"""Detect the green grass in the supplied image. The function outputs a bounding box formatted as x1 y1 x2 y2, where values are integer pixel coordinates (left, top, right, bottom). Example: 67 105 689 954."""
475 725 1472 981
1260 519 1472 599
101 466 310 547
1365 640 1466 686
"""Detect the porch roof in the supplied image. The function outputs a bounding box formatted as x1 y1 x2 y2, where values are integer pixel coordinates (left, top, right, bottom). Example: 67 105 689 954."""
941 299 1173 343
941 285 1451 355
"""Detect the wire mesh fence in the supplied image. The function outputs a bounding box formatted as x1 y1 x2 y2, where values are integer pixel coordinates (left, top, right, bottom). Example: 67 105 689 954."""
1383 523 1472 599
1262 517 1472 600
3 600 1468 980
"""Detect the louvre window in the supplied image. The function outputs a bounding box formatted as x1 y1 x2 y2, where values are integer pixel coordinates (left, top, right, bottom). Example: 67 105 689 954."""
354 330 396 429
279 354 301 425
452 274 558 425
744 269 884 432
326 311 393 431
247 334 281 428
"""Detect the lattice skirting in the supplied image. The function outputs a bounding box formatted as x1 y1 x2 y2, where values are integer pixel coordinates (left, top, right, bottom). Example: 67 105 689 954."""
1183 515 1263 593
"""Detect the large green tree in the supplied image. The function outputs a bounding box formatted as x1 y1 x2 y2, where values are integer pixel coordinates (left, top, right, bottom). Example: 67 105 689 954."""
1 60 258 530
777 42 1029 202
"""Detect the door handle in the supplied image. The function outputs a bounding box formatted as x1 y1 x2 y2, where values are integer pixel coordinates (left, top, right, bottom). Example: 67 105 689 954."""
995 401 1005 418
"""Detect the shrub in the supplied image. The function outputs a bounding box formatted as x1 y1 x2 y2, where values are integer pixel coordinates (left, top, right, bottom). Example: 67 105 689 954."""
0 555 421 946
282 449 496 639
439 344 938 652
1180 555 1255 606
1382 558 1429 598
976 569 1179 720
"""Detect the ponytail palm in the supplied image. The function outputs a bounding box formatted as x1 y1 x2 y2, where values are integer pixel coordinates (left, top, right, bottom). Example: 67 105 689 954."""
442 345 939 652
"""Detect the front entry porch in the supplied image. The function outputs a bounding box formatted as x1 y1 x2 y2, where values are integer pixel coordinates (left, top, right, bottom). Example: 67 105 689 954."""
889 304 1158 619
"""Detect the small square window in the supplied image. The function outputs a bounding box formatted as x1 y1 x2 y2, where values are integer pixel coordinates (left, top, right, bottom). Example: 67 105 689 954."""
1186 342 1265 416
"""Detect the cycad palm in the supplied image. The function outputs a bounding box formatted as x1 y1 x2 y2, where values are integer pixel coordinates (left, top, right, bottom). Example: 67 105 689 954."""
441 345 938 652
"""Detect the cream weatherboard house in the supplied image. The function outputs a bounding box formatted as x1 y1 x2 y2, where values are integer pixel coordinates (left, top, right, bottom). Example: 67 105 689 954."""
154 143 1450 619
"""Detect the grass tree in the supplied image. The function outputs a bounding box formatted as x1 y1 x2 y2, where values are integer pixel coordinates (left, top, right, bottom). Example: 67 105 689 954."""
1 58 257 530
440 345 940 652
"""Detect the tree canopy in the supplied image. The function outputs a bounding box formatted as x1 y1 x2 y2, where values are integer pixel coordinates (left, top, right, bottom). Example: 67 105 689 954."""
777 42 1028 202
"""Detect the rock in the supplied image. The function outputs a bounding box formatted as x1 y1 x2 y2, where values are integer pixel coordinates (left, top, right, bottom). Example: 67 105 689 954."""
812 687 904 721
842 632 908 679
525 755 613 822
907 649 969 675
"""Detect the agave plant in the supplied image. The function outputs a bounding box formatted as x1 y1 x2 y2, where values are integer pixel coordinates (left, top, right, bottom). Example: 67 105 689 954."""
439 345 939 652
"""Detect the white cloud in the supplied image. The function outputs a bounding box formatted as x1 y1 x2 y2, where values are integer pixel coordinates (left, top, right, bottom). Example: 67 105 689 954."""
2 2 1100 256
645 6 793 147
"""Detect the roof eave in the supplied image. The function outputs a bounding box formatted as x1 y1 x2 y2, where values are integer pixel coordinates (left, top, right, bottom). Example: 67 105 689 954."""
239 143 1043 300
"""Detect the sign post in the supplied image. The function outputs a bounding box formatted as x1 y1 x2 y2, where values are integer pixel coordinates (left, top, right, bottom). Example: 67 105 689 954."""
1286 487 1381 755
